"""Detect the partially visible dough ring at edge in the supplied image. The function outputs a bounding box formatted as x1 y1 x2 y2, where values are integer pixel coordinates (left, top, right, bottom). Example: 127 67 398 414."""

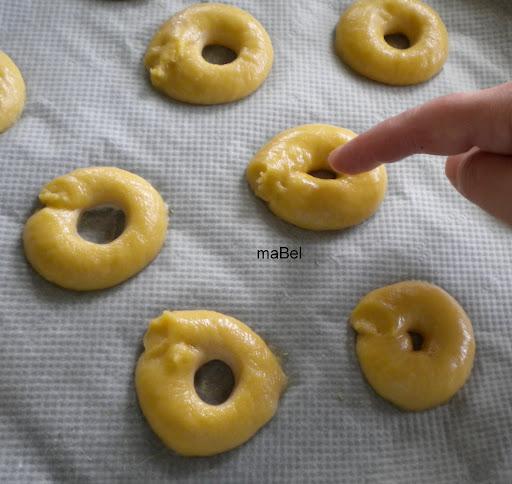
144 3 273 105
23 166 168 291
247 124 387 231
335 0 449 85
0 50 26 133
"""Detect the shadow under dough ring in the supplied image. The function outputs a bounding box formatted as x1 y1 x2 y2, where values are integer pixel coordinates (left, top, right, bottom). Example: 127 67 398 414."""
23 167 168 291
135 310 287 456
335 0 449 85
351 281 475 411
145 3 273 105
0 50 26 133
247 124 387 230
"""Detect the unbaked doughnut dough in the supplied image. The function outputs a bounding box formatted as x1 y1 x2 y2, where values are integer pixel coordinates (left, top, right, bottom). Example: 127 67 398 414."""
335 0 449 85
351 281 475 411
145 3 273 105
23 167 168 291
247 124 387 230
0 51 26 133
135 310 287 456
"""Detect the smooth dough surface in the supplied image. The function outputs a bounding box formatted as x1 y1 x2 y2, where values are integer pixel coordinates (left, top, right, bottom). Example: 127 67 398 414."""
145 3 273 105
335 0 449 85
23 167 168 291
247 124 387 231
351 281 475 411
135 310 287 456
0 51 26 133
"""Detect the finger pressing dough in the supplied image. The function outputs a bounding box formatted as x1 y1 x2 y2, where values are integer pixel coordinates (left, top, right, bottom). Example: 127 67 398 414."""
247 124 387 230
335 0 449 85
351 281 475 411
0 51 26 133
23 167 168 291
136 310 287 456
145 3 273 105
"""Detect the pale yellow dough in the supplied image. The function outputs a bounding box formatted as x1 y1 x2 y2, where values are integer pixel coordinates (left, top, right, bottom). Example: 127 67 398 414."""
351 281 475 411
145 3 273 105
0 51 26 133
335 0 449 85
135 310 287 456
247 124 387 231
23 167 168 291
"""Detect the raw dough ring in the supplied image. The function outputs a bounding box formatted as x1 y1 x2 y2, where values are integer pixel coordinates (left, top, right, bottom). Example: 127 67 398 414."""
247 124 387 230
135 310 287 456
0 51 26 133
351 281 475 411
144 3 273 105
335 0 449 85
23 167 168 291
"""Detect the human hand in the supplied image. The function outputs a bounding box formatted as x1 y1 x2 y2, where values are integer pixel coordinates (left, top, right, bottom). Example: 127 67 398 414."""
328 82 512 224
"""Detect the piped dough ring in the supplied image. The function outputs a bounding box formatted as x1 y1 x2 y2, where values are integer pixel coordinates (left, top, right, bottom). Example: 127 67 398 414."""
0 51 26 133
247 124 387 231
135 310 287 456
145 3 273 105
335 0 449 85
23 167 168 291
351 281 475 411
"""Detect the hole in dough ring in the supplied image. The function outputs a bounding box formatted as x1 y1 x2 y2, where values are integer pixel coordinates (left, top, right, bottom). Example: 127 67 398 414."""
335 0 449 85
144 3 273 105
246 124 387 231
350 281 476 411
0 51 26 133
135 310 287 456
23 167 168 291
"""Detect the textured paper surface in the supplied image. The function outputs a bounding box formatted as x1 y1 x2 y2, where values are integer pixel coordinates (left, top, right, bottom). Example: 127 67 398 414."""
1 0 512 482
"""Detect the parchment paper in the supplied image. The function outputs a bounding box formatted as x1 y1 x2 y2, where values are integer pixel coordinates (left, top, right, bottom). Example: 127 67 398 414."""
1 0 511 482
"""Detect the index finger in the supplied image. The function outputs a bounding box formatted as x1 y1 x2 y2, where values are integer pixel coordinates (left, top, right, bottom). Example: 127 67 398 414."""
328 82 512 174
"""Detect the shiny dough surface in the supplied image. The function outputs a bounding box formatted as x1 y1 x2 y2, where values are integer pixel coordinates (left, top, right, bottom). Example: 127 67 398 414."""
23 167 168 291
335 0 449 85
351 281 475 411
145 3 273 105
247 124 387 230
135 310 287 456
0 51 26 133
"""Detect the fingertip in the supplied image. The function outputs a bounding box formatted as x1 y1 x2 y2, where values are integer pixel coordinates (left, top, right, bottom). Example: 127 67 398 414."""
328 146 361 174
327 146 346 172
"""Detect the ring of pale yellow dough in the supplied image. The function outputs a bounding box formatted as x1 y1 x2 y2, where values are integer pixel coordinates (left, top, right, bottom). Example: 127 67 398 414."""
0 51 26 133
351 281 475 411
247 124 387 231
23 167 168 291
144 3 273 105
335 0 449 85
135 310 287 456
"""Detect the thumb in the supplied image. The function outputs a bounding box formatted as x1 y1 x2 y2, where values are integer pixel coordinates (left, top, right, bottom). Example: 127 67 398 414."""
445 148 512 225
